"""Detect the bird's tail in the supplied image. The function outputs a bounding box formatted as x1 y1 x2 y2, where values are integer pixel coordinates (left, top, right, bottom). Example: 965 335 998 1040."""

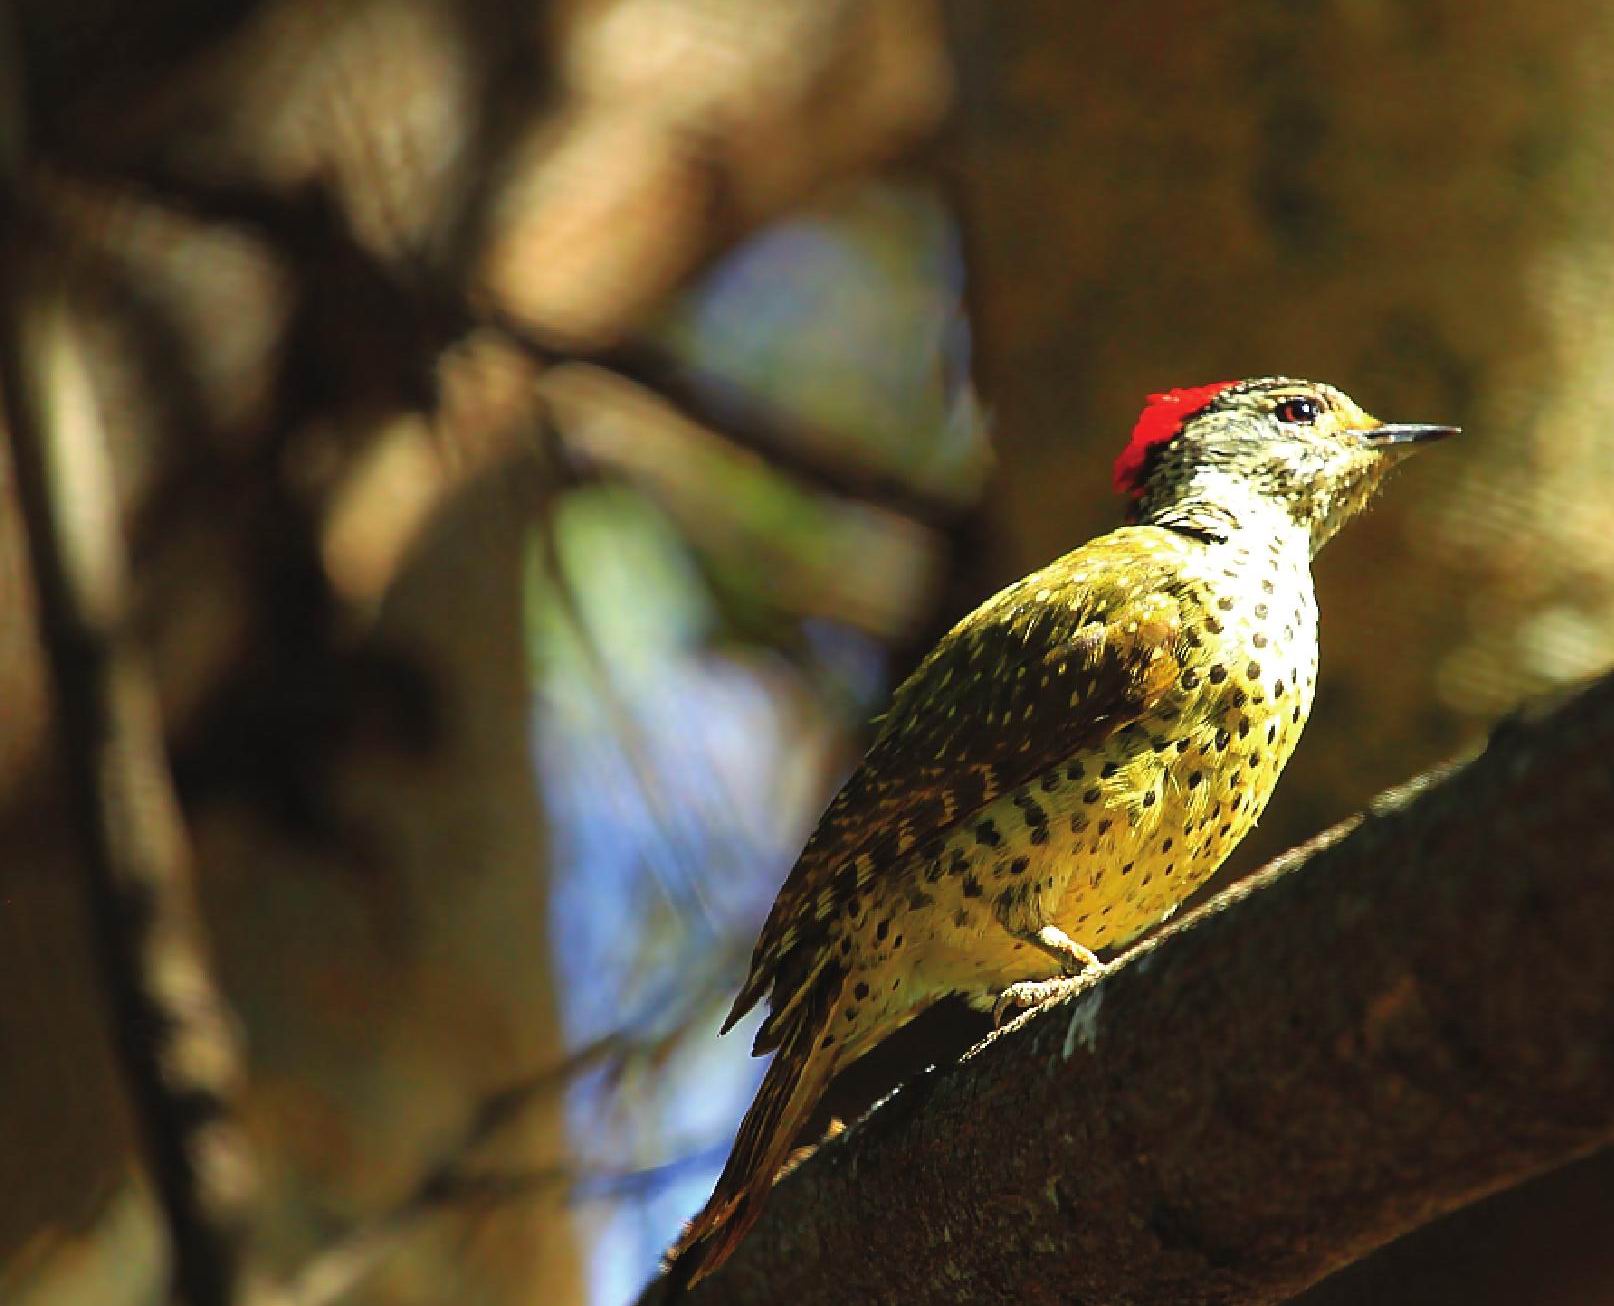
663 976 841 1290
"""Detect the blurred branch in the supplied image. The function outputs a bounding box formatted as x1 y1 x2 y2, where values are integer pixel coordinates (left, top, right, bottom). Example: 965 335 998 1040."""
34 155 973 532
283 1022 715 1306
646 674 1614 1304
559 337 974 531
282 1166 568 1306
1 275 257 1305
317 332 548 614
528 444 725 929
285 1144 730 1306
539 361 945 642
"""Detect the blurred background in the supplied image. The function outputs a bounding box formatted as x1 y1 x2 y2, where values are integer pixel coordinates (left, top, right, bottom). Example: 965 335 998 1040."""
3 1 1613 1303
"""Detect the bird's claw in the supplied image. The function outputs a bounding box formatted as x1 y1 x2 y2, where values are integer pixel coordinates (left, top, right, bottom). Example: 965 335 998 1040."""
992 966 1109 1028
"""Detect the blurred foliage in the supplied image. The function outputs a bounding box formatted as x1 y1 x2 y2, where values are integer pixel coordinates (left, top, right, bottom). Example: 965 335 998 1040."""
531 179 984 1299
6 1 1614 1305
2 0 957 1302
660 183 984 500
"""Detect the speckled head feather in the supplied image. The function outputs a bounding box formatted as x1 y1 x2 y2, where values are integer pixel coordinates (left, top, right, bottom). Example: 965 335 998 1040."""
1112 381 1238 499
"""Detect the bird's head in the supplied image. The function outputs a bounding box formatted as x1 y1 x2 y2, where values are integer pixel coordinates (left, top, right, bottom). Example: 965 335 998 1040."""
1113 377 1457 552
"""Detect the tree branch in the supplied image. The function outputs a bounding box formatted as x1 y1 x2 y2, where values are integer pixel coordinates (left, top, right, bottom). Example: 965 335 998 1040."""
647 674 1614 1304
577 339 976 531
2 274 257 1306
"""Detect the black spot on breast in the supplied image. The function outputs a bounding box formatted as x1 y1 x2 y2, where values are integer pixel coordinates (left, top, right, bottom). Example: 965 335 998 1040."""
1142 791 1157 808
1254 603 1269 619
876 919 890 942
1252 632 1268 648
1247 661 1263 680
1180 669 1201 689
854 981 870 1000
845 896 861 919
963 873 983 898
1188 771 1203 788
1040 772 1060 793
1209 664 1228 684
1009 856 1030 876
1016 794 1048 826
1217 596 1234 611
1030 826 1050 846
976 820 1002 848
1084 787 1102 804
1100 761 1120 779
1065 761 1085 782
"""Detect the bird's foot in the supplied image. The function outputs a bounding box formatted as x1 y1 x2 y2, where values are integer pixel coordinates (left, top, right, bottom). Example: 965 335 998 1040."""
992 967 1109 1028
1034 924 1103 975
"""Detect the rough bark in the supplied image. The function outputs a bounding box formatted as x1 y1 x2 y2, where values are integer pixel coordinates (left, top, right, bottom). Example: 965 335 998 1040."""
651 671 1614 1304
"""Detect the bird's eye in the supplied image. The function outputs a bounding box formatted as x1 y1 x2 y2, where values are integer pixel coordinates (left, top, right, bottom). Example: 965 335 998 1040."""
1274 397 1320 425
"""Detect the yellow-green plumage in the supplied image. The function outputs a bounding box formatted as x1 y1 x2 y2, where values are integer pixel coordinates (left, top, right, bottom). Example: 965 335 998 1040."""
832 522 1317 1030
667 377 1454 1286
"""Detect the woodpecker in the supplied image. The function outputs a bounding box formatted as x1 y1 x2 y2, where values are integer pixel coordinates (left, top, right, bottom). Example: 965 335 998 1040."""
666 377 1455 1286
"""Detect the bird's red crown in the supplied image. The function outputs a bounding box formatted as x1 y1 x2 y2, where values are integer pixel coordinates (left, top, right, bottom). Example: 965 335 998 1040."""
1112 381 1237 499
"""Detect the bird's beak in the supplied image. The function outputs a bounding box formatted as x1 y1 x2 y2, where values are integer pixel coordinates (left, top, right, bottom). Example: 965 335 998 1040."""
1361 422 1460 448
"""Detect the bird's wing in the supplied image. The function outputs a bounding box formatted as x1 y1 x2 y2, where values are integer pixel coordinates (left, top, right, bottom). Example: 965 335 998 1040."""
726 529 1192 1045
